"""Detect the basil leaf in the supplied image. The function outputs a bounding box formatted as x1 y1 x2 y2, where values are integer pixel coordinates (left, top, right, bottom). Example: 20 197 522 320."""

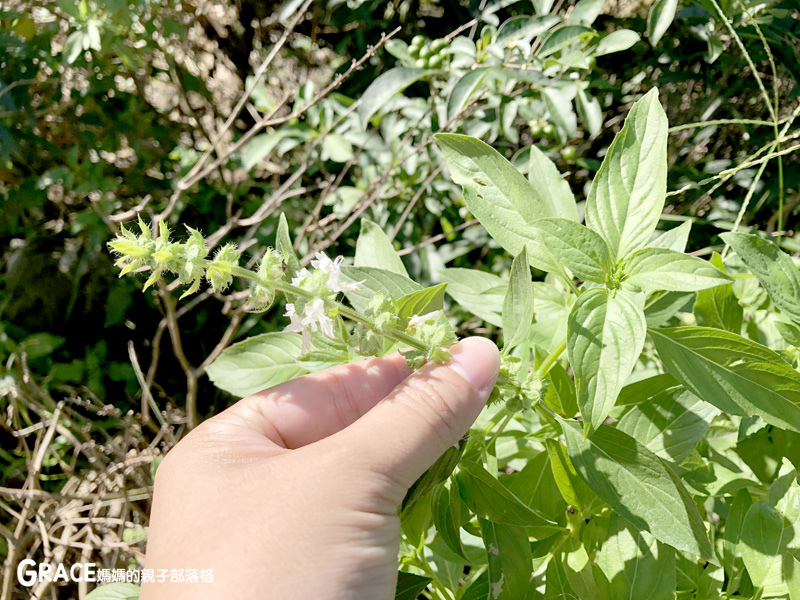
596 514 676 600
206 332 308 397
396 284 448 321
562 420 713 560
528 145 579 221
440 268 506 327
455 461 560 533
480 519 533 599
568 288 647 436
355 218 407 276
651 326 800 433
616 386 717 463
585 89 668 260
502 249 535 350
722 231 800 325
693 252 742 332
532 218 614 283
434 133 562 273
340 266 421 313
359 67 437 127
622 248 730 292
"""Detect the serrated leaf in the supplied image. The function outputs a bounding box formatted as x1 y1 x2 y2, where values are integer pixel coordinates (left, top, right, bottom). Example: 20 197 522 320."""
722 232 800 325
596 514 676 600
359 67 437 128
567 288 647 436
621 248 731 292
507 451 568 521
723 488 752 593
503 249 534 350
355 218 407 276
455 461 560 532
693 252 742 332
532 218 614 283
435 133 562 273
644 290 695 327
562 420 714 560
616 385 717 462
440 268 506 327
481 519 533 599
647 0 679 46
206 332 308 397
585 88 668 260
528 145 579 221
340 266 421 313
651 327 800 433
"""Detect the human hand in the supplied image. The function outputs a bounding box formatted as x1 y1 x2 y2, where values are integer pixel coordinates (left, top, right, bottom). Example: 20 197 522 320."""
140 337 500 600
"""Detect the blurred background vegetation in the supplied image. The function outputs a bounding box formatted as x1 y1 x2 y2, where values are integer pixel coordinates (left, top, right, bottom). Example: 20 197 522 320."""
1 0 798 597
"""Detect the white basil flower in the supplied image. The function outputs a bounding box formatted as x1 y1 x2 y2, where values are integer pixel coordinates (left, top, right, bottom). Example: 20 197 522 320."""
284 298 335 353
311 252 360 293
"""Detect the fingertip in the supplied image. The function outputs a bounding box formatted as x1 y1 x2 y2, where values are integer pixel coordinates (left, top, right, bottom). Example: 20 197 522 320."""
446 336 501 395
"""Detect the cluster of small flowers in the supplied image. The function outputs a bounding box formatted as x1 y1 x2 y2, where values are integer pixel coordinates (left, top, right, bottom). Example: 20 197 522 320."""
403 311 456 369
349 293 401 356
284 252 361 353
107 217 242 298
109 219 458 370
489 355 545 411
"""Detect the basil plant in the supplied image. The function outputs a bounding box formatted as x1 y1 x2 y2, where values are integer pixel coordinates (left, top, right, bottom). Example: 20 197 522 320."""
111 89 800 600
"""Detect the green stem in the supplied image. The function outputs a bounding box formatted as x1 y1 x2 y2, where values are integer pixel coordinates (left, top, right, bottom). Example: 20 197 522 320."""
230 265 430 353
537 338 567 376
488 411 514 447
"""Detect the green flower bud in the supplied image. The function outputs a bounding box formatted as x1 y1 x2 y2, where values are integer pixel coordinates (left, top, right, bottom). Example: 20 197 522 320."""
206 243 241 293
431 39 447 53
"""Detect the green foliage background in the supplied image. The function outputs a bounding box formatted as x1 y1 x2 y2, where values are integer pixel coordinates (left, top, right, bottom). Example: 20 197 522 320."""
1 0 800 598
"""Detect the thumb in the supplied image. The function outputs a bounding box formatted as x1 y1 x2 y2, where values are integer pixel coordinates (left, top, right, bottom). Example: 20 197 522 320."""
336 337 500 495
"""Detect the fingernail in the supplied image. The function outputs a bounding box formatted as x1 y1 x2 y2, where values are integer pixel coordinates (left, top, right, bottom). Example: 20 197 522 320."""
447 337 501 394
